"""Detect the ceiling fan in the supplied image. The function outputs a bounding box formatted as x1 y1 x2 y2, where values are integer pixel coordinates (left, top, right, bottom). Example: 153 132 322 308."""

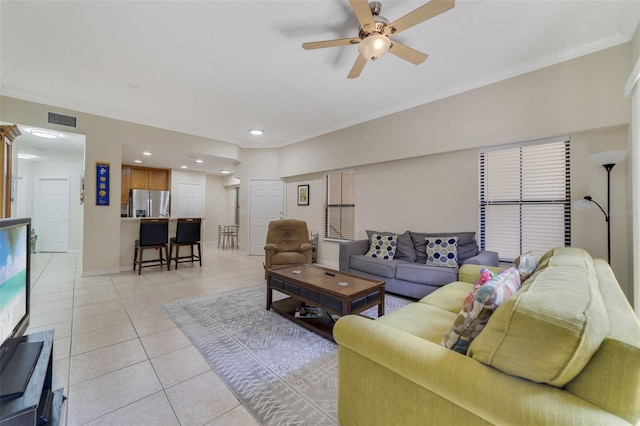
302 0 455 79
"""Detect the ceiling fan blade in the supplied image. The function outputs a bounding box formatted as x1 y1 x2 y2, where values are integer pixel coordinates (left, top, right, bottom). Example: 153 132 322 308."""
347 55 367 79
302 37 360 50
386 0 455 35
388 42 428 65
349 0 375 30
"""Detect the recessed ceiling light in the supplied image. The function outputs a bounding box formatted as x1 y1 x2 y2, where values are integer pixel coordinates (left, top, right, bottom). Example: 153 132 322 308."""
18 154 34 159
134 159 142 163
181 165 188 169
249 129 264 136
30 129 59 139
220 169 231 174
194 159 204 164
142 151 152 156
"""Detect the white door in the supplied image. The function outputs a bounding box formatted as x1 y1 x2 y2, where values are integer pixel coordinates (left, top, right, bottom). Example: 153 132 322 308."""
177 182 201 217
36 178 70 252
249 179 284 256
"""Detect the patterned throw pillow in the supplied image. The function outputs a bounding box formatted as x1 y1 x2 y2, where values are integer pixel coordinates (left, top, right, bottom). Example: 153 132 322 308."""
365 234 398 260
513 251 538 282
425 236 458 268
441 267 522 354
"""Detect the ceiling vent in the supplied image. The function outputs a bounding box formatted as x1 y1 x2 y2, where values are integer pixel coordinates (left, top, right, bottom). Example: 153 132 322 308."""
47 111 78 128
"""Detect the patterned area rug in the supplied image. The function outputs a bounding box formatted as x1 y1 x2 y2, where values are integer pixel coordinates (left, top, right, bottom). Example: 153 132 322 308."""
163 284 409 426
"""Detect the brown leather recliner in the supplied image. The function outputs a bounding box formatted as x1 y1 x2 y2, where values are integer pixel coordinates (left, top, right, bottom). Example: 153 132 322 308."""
264 219 313 277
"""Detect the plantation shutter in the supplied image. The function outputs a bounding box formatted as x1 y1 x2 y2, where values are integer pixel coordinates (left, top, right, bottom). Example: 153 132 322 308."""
479 139 570 261
325 170 355 240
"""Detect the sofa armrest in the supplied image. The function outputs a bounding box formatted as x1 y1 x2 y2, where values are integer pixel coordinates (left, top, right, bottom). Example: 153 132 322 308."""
334 315 626 425
463 250 499 267
339 239 370 272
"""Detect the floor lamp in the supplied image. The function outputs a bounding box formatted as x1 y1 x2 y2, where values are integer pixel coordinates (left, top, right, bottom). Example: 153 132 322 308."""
572 149 627 264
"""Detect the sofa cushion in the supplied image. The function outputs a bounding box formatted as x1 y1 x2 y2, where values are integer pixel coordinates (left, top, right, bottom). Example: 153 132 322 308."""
425 236 458 268
376 302 459 344
411 231 477 264
442 267 521 354
365 233 398 260
366 230 416 262
395 263 458 286
350 254 408 279
468 248 610 387
420 281 474 314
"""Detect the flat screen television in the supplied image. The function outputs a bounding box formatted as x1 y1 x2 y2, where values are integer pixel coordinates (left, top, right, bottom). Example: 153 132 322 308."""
0 217 36 398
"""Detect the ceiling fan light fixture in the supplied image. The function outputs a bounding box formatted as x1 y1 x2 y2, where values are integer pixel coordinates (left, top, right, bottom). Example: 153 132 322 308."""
358 33 390 61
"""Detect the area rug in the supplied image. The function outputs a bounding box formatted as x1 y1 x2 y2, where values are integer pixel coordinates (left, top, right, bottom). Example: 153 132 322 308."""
163 284 410 426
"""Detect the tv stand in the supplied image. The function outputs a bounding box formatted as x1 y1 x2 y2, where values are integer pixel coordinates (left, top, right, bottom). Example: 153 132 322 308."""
0 330 64 425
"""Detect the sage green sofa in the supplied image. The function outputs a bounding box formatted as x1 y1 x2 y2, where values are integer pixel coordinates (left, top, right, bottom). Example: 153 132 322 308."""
334 247 640 425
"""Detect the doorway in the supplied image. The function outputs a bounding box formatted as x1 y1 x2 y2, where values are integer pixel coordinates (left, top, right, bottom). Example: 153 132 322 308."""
11 123 86 254
36 177 70 252
248 179 284 255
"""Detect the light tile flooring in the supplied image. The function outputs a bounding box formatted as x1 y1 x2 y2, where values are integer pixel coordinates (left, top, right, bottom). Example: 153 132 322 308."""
27 244 267 426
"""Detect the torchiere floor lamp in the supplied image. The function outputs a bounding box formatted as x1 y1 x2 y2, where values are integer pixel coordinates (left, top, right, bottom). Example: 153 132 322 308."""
572 149 627 264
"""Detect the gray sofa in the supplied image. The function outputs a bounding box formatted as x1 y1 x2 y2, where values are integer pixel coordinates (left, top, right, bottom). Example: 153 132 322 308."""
339 230 499 299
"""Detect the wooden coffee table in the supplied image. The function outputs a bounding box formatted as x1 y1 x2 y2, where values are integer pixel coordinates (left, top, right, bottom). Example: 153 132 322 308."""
266 264 385 340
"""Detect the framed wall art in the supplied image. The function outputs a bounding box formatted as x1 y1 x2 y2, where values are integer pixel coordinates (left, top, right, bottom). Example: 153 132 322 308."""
297 184 309 206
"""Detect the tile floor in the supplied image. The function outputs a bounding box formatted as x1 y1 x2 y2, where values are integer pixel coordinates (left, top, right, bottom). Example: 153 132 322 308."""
27 244 266 426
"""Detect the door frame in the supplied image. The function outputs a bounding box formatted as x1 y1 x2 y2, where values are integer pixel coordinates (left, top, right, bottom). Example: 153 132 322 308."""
35 176 70 252
248 178 285 256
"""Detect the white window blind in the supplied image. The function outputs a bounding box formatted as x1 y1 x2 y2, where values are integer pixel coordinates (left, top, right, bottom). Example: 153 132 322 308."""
325 170 355 240
479 139 570 261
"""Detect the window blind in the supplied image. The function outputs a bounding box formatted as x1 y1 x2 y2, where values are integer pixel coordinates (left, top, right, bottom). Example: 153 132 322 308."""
325 170 355 240
479 139 570 261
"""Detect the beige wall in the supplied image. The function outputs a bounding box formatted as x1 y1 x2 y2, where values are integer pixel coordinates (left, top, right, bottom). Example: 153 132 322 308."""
0 41 635 301
283 127 631 299
0 96 240 274
279 44 630 178
571 126 629 296
204 174 228 244
629 24 640 314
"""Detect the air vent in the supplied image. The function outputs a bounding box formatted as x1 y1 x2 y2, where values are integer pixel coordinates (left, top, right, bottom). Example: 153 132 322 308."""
47 111 78 128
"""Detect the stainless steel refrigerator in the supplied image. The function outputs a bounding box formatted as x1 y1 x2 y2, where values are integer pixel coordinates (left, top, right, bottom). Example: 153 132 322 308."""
129 189 170 217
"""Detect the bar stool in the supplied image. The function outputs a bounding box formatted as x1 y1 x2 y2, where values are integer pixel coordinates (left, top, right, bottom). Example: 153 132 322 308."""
133 218 169 275
218 225 238 249
226 225 238 249
169 218 202 270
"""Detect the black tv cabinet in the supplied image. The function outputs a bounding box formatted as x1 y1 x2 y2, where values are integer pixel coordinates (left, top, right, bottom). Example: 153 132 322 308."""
0 330 64 426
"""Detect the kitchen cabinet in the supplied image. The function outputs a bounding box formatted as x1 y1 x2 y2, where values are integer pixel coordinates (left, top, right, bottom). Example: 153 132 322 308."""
122 165 170 202
121 167 130 204
148 169 169 190
124 166 169 190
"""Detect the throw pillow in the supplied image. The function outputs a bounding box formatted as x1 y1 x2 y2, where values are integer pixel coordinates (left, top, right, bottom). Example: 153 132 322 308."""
513 251 538 282
441 267 522 354
366 230 416 262
425 237 458 268
365 233 398 260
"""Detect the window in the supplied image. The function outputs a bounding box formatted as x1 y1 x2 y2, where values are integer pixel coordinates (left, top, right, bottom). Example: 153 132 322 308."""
479 139 570 261
325 170 355 240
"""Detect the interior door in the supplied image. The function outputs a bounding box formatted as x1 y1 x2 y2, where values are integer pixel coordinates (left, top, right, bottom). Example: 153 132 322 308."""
249 179 284 255
36 177 70 252
177 183 200 217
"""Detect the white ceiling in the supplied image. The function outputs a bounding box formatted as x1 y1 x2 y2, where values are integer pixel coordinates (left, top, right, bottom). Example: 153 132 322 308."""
2 1 639 171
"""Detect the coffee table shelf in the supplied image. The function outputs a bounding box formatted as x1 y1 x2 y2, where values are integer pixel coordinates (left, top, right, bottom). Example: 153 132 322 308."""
266 264 385 340
271 297 335 340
